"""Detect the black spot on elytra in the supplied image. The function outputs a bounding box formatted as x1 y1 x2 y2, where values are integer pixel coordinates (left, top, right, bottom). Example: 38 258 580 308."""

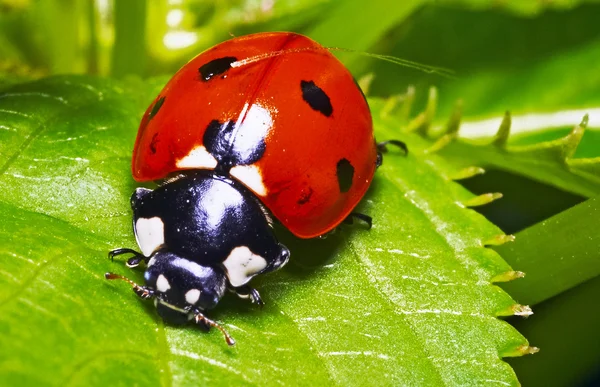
199 57 237 81
336 158 354 193
148 96 165 120
203 119 266 171
297 187 314 205
149 133 159 154
301 80 333 117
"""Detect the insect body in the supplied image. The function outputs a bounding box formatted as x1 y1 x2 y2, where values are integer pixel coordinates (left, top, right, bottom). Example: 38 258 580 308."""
106 32 405 345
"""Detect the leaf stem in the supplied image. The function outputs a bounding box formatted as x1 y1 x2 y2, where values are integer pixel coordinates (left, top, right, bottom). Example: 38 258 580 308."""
497 196 600 305
111 0 147 78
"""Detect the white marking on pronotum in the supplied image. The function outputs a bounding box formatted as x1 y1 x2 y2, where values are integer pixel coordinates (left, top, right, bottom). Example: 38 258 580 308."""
185 289 201 304
135 217 165 256
176 145 218 169
222 246 268 287
156 274 171 292
147 257 156 267
230 164 267 196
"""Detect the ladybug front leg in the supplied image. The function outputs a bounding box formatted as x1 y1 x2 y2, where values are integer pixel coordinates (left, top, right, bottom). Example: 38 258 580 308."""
228 284 265 307
108 248 149 268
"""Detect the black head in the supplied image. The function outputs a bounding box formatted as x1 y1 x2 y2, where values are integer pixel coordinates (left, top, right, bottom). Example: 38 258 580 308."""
131 171 290 288
143 250 227 324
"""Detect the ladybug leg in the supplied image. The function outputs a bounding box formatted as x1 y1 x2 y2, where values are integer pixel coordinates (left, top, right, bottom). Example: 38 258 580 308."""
343 212 373 230
247 287 265 307
377 139 408 154
192 309 236 346
376 140 408 167
108 248 148 268
229 284 265 307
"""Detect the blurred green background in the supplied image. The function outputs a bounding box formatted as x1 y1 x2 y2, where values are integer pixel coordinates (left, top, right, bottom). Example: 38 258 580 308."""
1 1 600 386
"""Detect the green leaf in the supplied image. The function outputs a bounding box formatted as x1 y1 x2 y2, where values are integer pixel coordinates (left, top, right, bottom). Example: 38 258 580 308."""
111 0 147 78
441 114 600 198
0 76 149 243
440 0 594 16
306 0 424 70
375 88 600 199
507 275 600 387
368 3 600 122
497 195 600 306
0 76 532 385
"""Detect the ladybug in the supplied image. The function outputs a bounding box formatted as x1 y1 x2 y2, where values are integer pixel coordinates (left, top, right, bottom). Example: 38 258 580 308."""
105 32 406 345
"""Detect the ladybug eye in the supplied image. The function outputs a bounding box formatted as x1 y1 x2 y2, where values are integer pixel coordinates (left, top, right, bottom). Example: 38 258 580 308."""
199 57 237 81
336 158 354 193
300 80 333 117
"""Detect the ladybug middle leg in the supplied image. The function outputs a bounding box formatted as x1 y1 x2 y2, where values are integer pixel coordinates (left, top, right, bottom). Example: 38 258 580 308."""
228 284 265 307
108 248 149 268
376 140 408 167
345 140 407 231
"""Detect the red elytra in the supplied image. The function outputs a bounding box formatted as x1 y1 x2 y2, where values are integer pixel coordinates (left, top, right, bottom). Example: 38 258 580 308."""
132 32 376 238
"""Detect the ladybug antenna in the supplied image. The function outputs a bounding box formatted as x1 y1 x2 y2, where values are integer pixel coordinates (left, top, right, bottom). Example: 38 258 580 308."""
231 46 454 78
330 47 455 78
231 47 321 68
105 272 154 299
194 312 236 346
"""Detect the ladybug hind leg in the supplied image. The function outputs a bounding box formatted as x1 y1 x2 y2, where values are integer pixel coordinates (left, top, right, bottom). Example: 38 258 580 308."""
376 140 408 167
343 212 373 230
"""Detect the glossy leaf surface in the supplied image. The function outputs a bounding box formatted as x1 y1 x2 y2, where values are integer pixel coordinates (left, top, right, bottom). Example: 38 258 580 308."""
0 76 532 386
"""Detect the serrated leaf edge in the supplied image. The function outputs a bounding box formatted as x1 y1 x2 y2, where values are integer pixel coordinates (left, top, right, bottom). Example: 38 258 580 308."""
386 87 599 169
